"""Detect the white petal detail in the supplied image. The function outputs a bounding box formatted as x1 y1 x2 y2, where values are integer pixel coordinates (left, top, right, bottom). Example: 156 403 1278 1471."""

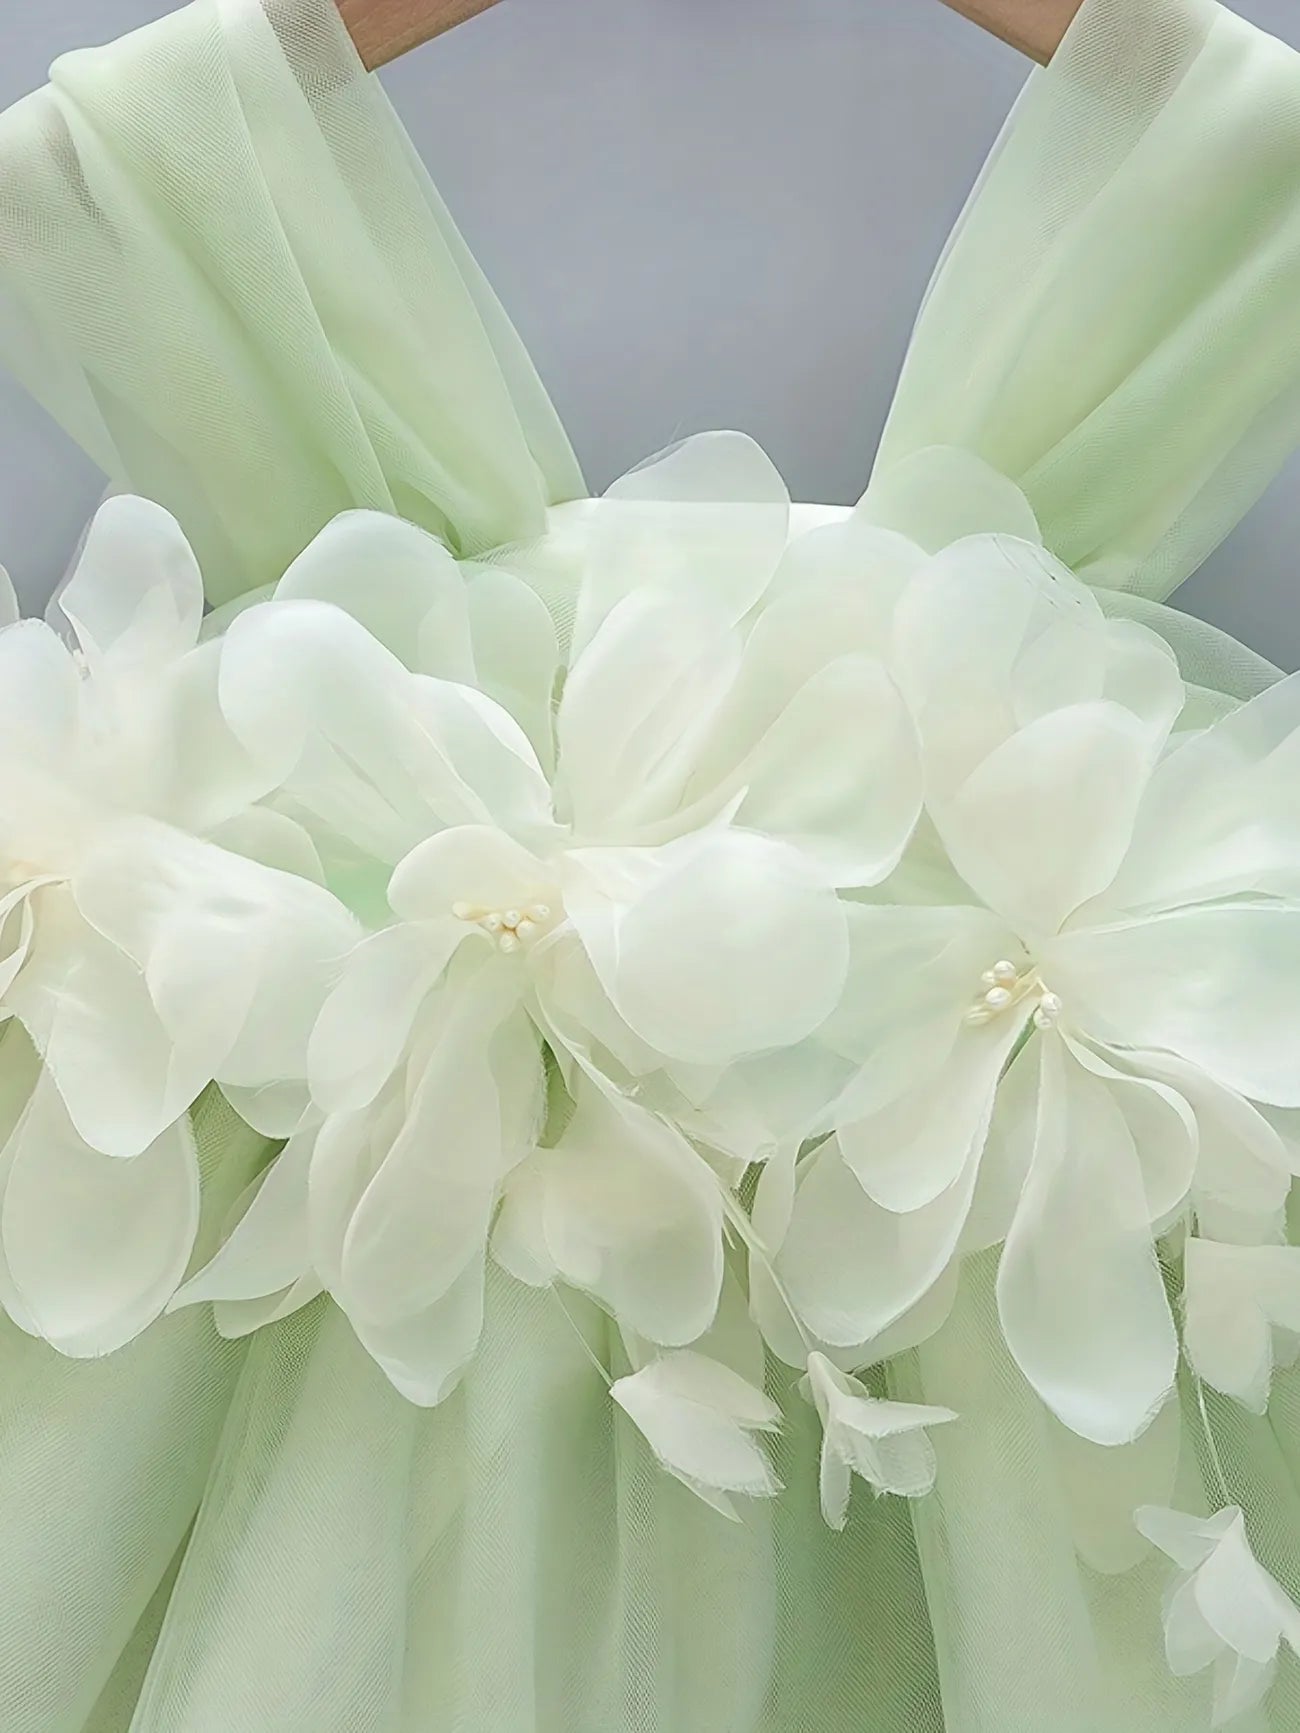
311 979 543 1403
1135 1505 1300 1725
274 510 473 673
610 1349 782 1520
1183 1239 1300 1415
802 1352 956 1527
554 590 738 837
1052 904 1300 1108
6 894 211 1159
573 431 790 654
996 1037 1178 1446
72 819 361 1098
170 1130 315 1311
0 1074 199 1357
725 655 921 889
775 1134 981 1349
1105 670 1300 911
932 702 1161 938
219 601 550 862
57 495 203 672
307 923 451 1115
491 1082 724 1346
563 829 848 1065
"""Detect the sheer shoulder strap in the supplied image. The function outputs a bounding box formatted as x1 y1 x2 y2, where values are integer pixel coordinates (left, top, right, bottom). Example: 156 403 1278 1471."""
0 0 583 604
871 0 1300 603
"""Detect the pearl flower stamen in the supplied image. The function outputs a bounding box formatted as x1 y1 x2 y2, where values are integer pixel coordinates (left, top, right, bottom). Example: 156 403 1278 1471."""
964 960 1062 1030
453 897 559 953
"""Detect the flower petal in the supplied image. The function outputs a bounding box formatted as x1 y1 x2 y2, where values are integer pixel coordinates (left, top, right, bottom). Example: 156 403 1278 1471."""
554 589 738 837
839 1013 1025 1213
72 818 360 1097
275 510 473 674
804 1352 955 1522
462 566 560 775
308 924 450 1116
936 702 1162 936
1184 1239 1300 1414
1062 1037 1198 1226
564 829 848 1064
1053 904 1300 1107
892 534 1180 748
996 1038 1177 1445
574 431 789 653
610 1349 781 1519
776 1134 980 1348
57 495 203 670
1105 670 1300 912
1102 1047 1294 1238
861 446 1042 551
493 1083 723 1345
219 601 549 861
7 890 209 1157
1 1075 199 1356
336 991 540 1331
212 1272 324 1340
388 823 554 928
726 655 920 888
171 1131 315 1310
1194 1512 1297 1666
0 620 80 770
891 536 1181 929
351 1247 488 1407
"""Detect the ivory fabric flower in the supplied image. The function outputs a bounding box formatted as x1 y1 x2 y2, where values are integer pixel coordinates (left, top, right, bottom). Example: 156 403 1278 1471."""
1183 1238 1300 1414
0 497 356 1355
610 1349 782 1521
801 1352 956 1528
172 433 927 1402
1135 1505 1300 1726
765 536 1300 1446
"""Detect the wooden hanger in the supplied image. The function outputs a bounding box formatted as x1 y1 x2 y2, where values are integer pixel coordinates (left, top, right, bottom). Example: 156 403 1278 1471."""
336 0 1081 73
937 0 1084 65
337 0 502 70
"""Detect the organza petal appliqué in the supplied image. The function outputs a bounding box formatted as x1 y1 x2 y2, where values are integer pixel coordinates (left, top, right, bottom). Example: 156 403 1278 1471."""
802 1352 956 1527
995 1036 1178 1446
1136 1506 1300 1726
563 829 849 1066
56 495 204 675
610 1349 782 1522
1052 904 1300 1109
0 1071 199 1357
492 1081 724 1348
1183 1239 1300 1414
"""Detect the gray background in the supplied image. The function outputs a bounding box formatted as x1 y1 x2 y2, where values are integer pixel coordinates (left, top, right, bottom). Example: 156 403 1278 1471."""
2 0 1299 663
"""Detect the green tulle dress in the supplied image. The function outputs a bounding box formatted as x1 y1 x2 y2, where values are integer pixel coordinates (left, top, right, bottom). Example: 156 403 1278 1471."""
4 0 1300 1728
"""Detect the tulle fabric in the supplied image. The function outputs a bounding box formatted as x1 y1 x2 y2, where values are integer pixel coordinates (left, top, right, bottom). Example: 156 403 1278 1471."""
874 0 1300 605
0 0 582 604
1 0 1300 1729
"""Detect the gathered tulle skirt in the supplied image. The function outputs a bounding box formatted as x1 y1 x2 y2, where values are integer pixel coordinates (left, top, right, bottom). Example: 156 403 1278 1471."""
9 1113 1300 1733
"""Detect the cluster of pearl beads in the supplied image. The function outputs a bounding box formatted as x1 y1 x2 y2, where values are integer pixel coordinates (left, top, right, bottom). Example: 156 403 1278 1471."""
452 899 554 954
964 959 1063 1031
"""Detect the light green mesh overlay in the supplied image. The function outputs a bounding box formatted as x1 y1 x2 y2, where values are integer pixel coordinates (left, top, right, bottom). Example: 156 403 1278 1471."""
2 0 1300 1728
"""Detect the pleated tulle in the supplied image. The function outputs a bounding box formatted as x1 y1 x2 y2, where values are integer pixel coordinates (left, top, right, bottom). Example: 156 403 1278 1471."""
0 0 583 605
97 1269 940 1733
2 0 1300 1727
874 0 1300 605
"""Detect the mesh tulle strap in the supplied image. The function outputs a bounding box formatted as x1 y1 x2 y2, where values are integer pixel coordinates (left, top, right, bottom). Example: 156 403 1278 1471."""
0 0 583 605
871 0 1300 603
